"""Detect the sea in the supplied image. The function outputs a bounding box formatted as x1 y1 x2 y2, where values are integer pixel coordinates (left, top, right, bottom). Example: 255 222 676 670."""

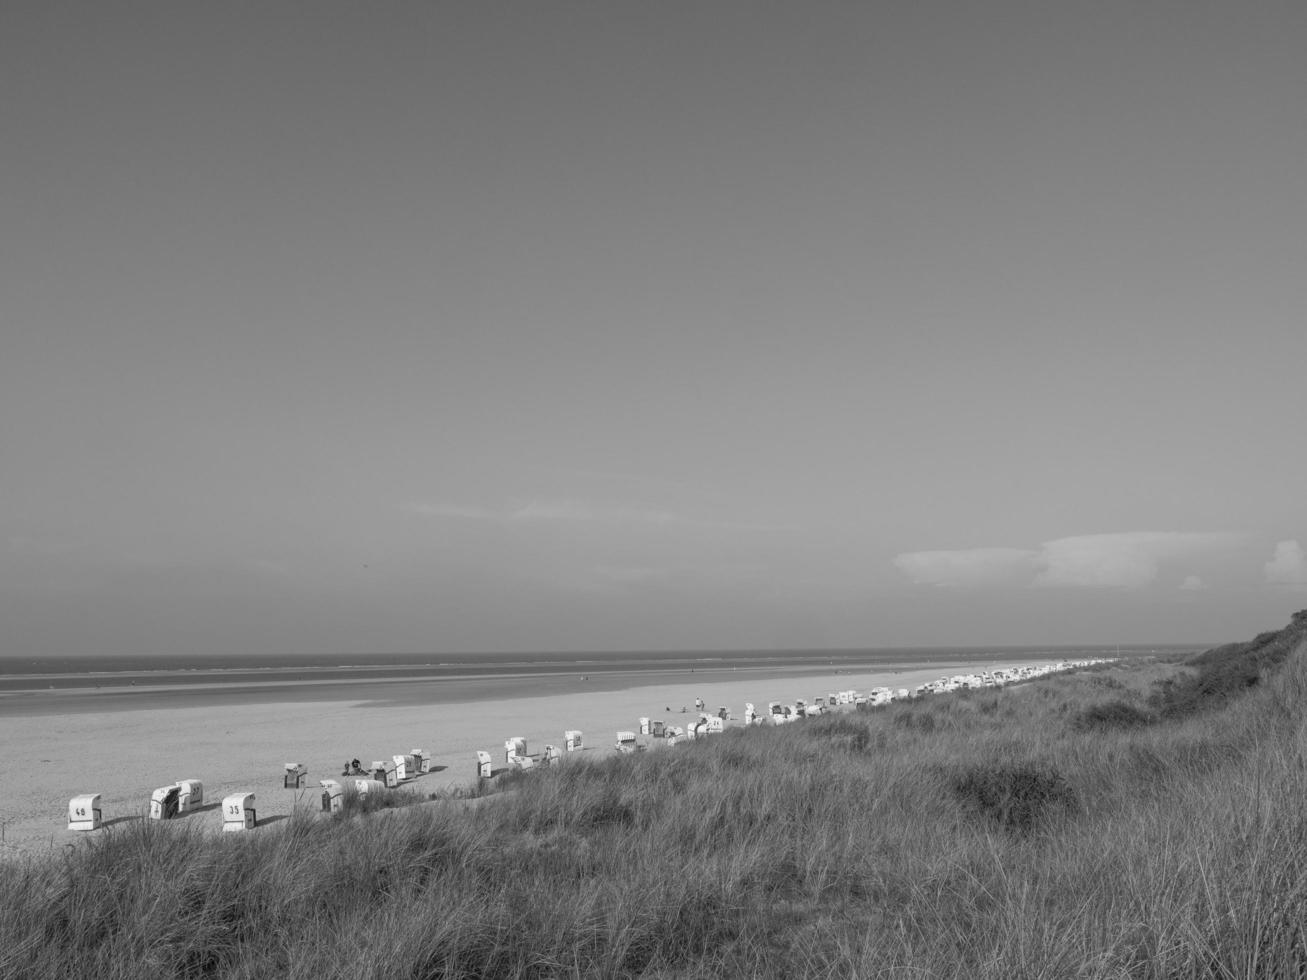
0 645 1203 717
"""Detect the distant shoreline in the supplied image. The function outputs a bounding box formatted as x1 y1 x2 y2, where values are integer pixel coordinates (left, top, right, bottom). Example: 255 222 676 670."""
0 646 1200 717
0 658 996 717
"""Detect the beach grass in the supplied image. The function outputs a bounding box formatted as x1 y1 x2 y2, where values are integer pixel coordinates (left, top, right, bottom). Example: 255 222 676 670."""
3 619 1306 978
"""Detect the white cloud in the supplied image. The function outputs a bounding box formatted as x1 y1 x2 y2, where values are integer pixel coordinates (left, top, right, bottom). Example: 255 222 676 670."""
413 497 791 532
1264 540 1307 590
411 501 500 521
410 499 673 524
509 500 678 524
1179 575 1207 591
895 531 1241 590
892 548 1038 587
1032 532 1237 589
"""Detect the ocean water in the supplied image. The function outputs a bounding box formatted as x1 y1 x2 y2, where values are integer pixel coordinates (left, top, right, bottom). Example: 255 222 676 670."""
0 645 1201 717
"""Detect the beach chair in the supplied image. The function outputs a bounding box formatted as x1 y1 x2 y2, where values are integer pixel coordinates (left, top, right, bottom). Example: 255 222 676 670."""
149 784 181 820
177 779 204 813
504 737 527 763
412 748 430 774
565 730 583 752
68 794 102 831
392 754 409 782
651 720 665 738
353 778 386 796
283 762 307 789
509 753 535 771
639 717 650 735
319 779 344 812
476 751 494 779
369 760 398 788
615 731 638 753
221 793 256 831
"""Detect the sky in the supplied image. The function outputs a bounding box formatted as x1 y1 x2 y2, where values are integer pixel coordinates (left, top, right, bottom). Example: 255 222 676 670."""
2 2 1305 657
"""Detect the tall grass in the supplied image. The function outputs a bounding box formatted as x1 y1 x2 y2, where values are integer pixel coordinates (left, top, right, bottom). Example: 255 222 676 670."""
3 623 1307 977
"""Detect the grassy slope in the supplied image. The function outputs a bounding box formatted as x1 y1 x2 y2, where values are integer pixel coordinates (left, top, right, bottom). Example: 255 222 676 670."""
4 615 1307 979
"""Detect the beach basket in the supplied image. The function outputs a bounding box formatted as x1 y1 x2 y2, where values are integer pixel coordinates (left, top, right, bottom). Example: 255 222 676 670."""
68 794 102 831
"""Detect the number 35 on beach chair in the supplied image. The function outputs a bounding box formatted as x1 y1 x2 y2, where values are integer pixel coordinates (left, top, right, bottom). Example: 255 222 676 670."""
222 793 256 831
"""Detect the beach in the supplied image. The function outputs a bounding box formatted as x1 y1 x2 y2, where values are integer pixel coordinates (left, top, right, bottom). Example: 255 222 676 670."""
0 656 1060 858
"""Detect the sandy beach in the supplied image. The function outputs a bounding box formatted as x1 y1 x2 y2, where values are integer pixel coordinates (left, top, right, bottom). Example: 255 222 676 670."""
0 657 1058 859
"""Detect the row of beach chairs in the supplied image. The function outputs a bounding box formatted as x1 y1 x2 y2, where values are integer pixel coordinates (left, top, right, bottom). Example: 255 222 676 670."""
68 749 432 833
68 786 256 832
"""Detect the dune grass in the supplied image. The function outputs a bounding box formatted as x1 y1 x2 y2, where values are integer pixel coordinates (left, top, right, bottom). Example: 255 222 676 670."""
3 622 1307 978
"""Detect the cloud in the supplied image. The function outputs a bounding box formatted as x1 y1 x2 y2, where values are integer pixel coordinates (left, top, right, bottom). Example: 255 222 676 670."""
1264 540 1307 590
1179 575 1207 591
892 548 1038 587
411 501 501 521
895 532 1241 590
412 498 792 532
509 500 678 525
411 498 679 525
1032 532 1237 589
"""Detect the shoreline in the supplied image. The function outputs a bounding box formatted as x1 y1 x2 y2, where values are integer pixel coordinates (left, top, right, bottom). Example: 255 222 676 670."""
0 657 1003 717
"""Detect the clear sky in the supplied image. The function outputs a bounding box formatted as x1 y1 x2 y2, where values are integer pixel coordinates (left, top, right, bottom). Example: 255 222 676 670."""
3 2 1305 657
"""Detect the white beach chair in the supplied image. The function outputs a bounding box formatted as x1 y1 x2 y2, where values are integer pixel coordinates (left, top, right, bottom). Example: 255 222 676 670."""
565 730 583 752
68 794 102 831
476 750 494 779
639 717 650 735
319 779 344 812
369 760 398 788
392 754 409 782
615 731 638 753
412 748 430 774
353 778 386 796
504 737 527 763
283 762 307 789
177 779 204 813
221 793 256 831
149 783 181 820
